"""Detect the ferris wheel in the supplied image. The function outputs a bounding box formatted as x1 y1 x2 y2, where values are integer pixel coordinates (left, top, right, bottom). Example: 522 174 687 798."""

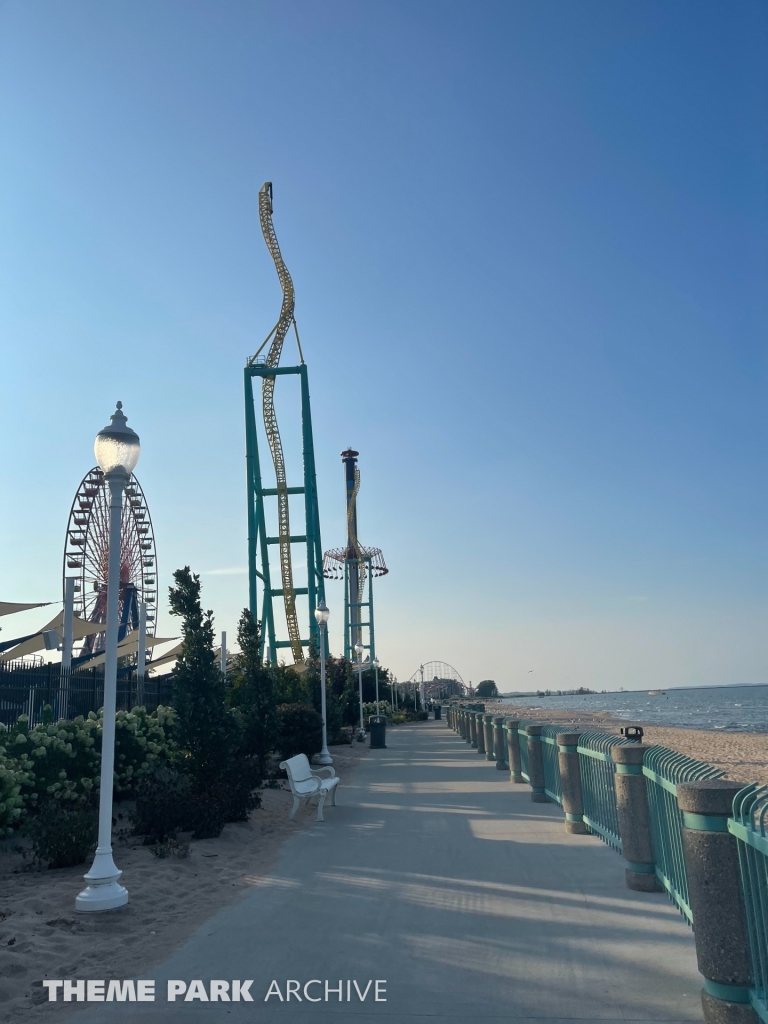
62 467 158 657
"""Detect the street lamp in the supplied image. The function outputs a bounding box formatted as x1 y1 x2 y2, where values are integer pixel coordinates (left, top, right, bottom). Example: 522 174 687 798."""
76 402 139 913
314 600 332 765
373 656 380 716
355 639 366 741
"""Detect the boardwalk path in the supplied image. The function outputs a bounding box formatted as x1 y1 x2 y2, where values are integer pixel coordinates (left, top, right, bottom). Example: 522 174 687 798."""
70 719 703 1023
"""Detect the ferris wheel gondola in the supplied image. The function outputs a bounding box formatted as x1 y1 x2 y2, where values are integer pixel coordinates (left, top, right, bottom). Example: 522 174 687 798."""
62 467 157 658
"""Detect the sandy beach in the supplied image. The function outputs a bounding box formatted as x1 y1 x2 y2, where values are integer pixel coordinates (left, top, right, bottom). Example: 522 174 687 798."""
485 702 768 785
0 740 369 1024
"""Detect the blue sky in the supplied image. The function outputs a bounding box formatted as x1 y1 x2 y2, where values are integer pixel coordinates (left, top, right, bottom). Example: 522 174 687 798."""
1 0 766 691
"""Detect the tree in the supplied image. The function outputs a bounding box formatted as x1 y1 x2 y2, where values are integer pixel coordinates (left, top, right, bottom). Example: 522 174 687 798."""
169 568 257 836
302 641 343 744
230 609 279 776
475 679 498 698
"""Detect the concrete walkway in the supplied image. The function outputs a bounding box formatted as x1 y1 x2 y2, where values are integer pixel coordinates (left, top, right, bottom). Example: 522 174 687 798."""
70 719 704 1023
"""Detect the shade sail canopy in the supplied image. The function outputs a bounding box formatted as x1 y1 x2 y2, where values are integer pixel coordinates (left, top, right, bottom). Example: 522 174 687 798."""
0 601 51 618
0 614 108 663
80 635 178 669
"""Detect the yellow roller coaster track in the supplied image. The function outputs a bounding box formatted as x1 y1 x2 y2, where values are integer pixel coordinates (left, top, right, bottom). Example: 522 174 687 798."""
255 182 303 664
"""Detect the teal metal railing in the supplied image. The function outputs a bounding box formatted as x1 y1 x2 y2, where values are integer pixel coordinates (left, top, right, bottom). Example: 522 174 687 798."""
643 745 724 924
730 784 768 1022
540 724 563 805
518 721 531 782
577 731 631 851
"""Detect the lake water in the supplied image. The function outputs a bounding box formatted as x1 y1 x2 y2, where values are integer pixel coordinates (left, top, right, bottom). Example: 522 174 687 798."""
501 685 768 731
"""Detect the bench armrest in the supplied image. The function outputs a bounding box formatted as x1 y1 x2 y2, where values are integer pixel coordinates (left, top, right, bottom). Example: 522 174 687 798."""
311 766 337 779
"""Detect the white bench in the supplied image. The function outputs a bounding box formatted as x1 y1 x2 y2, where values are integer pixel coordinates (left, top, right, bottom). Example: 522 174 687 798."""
279 753 339 822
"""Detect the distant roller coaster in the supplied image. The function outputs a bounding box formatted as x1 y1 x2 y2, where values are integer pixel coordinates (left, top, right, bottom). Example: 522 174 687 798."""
408 662 467 700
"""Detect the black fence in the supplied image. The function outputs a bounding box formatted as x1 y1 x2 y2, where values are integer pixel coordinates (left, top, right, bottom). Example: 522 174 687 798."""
0 663 174 729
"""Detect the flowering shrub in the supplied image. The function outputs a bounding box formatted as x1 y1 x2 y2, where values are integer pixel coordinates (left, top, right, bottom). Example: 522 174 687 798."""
362 701 392 717
1 705 177 822
0 725 28 835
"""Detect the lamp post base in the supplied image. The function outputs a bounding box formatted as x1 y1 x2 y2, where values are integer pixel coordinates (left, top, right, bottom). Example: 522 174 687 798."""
76 849 129 913
76 880 129 913
316 746 333 766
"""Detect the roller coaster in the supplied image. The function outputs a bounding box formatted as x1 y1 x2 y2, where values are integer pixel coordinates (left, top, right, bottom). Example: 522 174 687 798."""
244 183 325 664
408 662 467 700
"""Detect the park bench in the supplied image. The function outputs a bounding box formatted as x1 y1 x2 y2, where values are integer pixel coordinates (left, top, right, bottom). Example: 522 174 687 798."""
279 754 339 822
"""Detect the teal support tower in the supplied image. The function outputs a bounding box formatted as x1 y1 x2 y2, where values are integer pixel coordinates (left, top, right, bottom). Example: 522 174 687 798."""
244 183 325 665
323 449 388 662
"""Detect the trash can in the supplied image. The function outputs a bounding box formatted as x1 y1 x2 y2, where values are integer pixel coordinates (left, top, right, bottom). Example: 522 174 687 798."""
369 716 387 749
434 705 442 720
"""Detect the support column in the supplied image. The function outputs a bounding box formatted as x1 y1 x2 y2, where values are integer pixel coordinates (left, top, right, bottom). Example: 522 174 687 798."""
493 716 506 771
557 731 587 834
476 713 486 755
483 714 495 761
677 780 756 1024
612 744 662 891
469 712 478 748
506 719 524 782
526 724 547 801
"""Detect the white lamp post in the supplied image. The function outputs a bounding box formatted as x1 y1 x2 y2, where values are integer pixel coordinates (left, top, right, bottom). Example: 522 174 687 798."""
373 656 380 716
76 402 139 913
355 639 366 741
314 600 332 765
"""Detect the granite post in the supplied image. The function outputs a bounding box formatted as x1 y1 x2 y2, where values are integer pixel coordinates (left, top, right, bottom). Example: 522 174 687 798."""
677 780 756 1024
557 731 587 834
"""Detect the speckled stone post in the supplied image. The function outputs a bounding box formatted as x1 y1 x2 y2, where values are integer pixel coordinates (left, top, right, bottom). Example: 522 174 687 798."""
612 744 661 890
525 724 547 801
493 716 507 771
557 731 587 834
505 719 524 782
483 714 495 761
464 710 472 743
476 713 486 755
677 780 757 1024
469 713 478 748
458 709 465 738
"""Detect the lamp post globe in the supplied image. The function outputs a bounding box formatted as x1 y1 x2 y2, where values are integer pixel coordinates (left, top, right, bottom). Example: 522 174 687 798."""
354 640 365 741
313 600 333 765
76 402 139 913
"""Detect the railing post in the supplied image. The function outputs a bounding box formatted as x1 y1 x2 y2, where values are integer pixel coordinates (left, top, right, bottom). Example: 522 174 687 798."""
612 744 662 891
464 710 472 744
493 716 506 771
525 724 547 801
469 712 478 748
483 713 495 761
557 731 586 833
476 712 486 755
505 718 524 782
459 709 466 739
677 780 756 1024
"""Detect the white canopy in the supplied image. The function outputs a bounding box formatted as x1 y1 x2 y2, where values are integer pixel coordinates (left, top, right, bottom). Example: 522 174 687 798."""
0 601 51 617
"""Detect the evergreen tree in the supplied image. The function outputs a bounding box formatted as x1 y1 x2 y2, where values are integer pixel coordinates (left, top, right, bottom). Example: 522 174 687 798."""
169 568 257 836
302 640 343 744
232 609 279 775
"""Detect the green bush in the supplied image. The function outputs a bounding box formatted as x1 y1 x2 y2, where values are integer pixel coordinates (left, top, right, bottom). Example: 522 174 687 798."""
417 710 429 721
21 798 97 869
5 705 177 818
389 713 406 725
276 703 323 760
0 725 28 835
132 764 192 844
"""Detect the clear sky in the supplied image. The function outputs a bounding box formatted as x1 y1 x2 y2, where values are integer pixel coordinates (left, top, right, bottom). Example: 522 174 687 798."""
1 0 766 692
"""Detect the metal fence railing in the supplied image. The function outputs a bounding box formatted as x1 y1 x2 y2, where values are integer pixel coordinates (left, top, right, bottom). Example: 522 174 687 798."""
577 731 632 852
643 746 724 924
518 721 531 782
730 784 768 1020
540 724 563 805
0 663 174 728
